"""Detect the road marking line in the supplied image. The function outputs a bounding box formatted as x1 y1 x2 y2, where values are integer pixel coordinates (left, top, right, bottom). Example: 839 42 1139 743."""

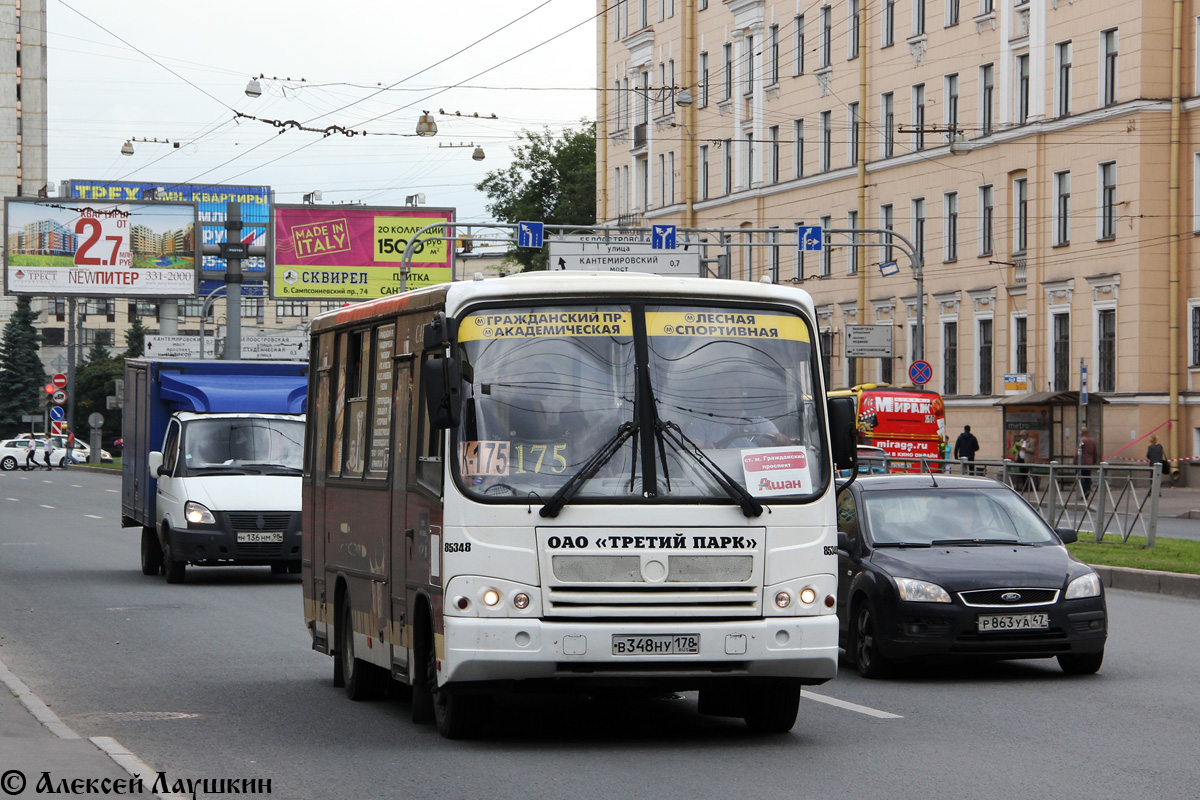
6 498 18 502
84 514 103 519
105 489 119 493
91 737 190 800
39 504 55 509
804 690 903 719
71 484 82 488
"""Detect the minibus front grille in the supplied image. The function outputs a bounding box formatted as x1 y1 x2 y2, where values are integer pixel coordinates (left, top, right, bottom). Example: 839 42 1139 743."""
545 585 760 618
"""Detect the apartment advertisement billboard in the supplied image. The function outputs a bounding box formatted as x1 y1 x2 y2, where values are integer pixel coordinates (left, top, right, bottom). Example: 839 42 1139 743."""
65 180 270 289
273 205 454 300
4 197 198 297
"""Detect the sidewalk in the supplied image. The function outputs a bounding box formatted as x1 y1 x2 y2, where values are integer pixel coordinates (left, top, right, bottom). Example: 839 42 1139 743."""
0 657 170 798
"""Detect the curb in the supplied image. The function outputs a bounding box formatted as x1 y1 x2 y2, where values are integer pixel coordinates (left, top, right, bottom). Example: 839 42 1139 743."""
1090 565 1200 600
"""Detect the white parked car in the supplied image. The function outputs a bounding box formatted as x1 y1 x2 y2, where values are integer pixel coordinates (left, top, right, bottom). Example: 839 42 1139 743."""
0 437 75 469
14 433 112 463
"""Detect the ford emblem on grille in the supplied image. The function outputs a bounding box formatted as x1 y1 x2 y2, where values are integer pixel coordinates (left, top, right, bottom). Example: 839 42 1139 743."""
1001 592 1022 603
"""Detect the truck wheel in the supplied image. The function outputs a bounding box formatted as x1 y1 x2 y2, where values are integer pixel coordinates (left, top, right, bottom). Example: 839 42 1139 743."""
162 538 186 584
140 527 162 576
743 681 801 734
339 601 384 701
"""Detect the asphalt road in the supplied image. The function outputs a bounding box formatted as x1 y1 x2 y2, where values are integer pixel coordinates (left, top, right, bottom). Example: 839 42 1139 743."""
2 467 1199 800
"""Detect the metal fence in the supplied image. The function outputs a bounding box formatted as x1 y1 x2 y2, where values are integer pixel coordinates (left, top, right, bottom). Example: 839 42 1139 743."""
858 456 1162 547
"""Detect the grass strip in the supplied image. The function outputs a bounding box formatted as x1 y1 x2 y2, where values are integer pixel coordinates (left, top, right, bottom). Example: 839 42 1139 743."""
1068 534 1200 576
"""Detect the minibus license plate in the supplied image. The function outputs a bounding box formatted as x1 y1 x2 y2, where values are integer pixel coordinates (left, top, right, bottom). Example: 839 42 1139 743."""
237 531 283 543
612 634 700 655
977 613 1048 632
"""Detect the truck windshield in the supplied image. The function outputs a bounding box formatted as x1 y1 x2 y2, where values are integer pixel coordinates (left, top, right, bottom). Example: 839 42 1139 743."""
182 418 305 474
453 303 826 504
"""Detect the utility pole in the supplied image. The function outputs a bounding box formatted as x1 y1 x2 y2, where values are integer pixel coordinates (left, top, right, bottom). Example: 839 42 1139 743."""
200 202 265 359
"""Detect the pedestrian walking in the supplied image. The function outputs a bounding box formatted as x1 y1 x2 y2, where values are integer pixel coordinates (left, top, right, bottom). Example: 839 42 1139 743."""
23 439 38 470
1146 435 1168 481
953 425 980 474
1078 427 1098 496
1010 431 1031 491
65 430 75 468
42 435 55 470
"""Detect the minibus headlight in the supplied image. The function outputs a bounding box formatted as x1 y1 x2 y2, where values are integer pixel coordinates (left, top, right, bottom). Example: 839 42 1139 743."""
799 587 817 605
482 589 501 607
512 593 530 609
184 501 215 525
774 591 792 608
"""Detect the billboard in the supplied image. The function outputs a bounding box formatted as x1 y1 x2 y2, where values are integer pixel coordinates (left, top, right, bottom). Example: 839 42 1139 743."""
4 197 198 297
65 180 270 290
273 205 454 300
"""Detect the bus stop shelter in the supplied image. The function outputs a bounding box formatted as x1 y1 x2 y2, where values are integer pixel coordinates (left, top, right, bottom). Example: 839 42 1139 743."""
994 391 1108 463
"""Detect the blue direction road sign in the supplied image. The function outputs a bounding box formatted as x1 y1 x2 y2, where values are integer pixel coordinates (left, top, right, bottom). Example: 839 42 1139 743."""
518 221 544 249
797 225 823 251
49 405 65 421
909 360 932 386
651 224 677 250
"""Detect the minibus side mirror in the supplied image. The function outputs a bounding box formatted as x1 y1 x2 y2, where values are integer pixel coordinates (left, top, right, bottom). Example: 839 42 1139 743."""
827 396 859 478
422 357 462 430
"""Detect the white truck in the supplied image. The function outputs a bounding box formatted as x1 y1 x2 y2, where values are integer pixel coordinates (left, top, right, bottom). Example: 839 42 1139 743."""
121 359 308 583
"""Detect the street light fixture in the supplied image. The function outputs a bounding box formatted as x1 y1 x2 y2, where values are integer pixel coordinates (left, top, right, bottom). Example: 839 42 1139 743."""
245 77 263 98
472 145 485 161
120 140 134 156
675 88 693 107
415 111 438 137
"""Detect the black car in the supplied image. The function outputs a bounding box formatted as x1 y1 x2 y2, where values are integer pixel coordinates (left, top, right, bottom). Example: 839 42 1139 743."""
835 474 1106 677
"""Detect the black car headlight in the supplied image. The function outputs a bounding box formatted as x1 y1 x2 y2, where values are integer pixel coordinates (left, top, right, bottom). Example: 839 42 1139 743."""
1065 572 1102 600
894 577 952 603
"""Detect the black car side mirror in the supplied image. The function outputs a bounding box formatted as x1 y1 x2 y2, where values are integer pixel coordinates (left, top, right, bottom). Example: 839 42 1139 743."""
1055 527 1079 545
837 530 853 553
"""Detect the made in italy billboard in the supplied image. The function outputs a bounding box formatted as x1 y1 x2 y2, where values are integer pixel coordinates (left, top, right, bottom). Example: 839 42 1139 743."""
65 179 270 291
4 197 198 298
272 205 454 300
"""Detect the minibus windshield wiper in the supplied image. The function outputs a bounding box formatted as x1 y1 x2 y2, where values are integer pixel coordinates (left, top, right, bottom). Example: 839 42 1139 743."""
539 421 639 518
657 421 763 518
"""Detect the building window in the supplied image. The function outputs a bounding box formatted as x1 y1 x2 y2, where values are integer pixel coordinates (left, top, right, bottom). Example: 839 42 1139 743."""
699 145 710 200
657 154 665 207
744 36 755 96
980 63 994 135
1016 53 1030 125
769 126 780 183
638 0 648 29
241 297 263 320
880 354 894 384
978 318 993 395
946 0 959 27
820 110 832 171
912 84 926 151
658 63 667 118
699 52 709 107
1097 308 1116 392
882 92 894 157
745 133 755 187
1102 28 1119 106
1051 313 1070 392
768 228 781 283
820 330 833 386
980 184 994 255
943 321 958 396
981 0 994 12
883 0 896 47
638 156 649 209
1014 315 1028 374
1013 177 1028 253
914 0 926 36
820 215 833 276
723 139 733 194
912 197 925 262
848 102 859 165
667 151 675 205
1055 171 1071 246
1055 41 1072 116
276 300 309 321
847 210 859 275
1195 152 1200 232
944 192 958 262
880 203 894 264
849 0 860 59
723 43 733 101
1099 161 1117 240
820 6 832 68
1191 304 1200 366
793 119 804 178
768 24 779 84
945 73 959 140
793 15 805 76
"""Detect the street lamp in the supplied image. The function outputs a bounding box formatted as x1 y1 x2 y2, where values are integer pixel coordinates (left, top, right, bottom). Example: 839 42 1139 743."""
245 77 263 98
120 141 134 156
472 145 485 161
415 111 438 137
675 88 693 107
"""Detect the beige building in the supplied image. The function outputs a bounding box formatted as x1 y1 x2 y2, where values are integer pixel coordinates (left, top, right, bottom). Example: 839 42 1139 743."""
597 0 1200 474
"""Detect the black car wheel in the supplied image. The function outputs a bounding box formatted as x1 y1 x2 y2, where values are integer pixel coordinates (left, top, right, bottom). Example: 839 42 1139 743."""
1058 650 1104 675
854 602 894 679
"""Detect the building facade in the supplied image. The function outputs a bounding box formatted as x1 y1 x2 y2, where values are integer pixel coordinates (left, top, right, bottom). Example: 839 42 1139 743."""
597 0 1200 471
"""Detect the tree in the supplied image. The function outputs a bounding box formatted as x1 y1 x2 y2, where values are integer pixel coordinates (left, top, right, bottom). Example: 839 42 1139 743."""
74 345 123 448
124 316 146 358
86 333 111 364
476 121 596 271
0 296 47 435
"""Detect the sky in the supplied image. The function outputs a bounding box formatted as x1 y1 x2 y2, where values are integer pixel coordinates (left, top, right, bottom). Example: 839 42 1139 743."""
45 0 599 221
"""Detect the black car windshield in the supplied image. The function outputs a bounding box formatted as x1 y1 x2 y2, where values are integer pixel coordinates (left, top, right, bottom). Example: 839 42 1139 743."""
181 418 305 474
453 302 825 504
863 487 1058 546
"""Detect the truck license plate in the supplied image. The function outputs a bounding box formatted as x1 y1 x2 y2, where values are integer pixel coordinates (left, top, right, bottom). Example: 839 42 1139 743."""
612 634 700 655
977 613 1049 632
237 531 283 543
